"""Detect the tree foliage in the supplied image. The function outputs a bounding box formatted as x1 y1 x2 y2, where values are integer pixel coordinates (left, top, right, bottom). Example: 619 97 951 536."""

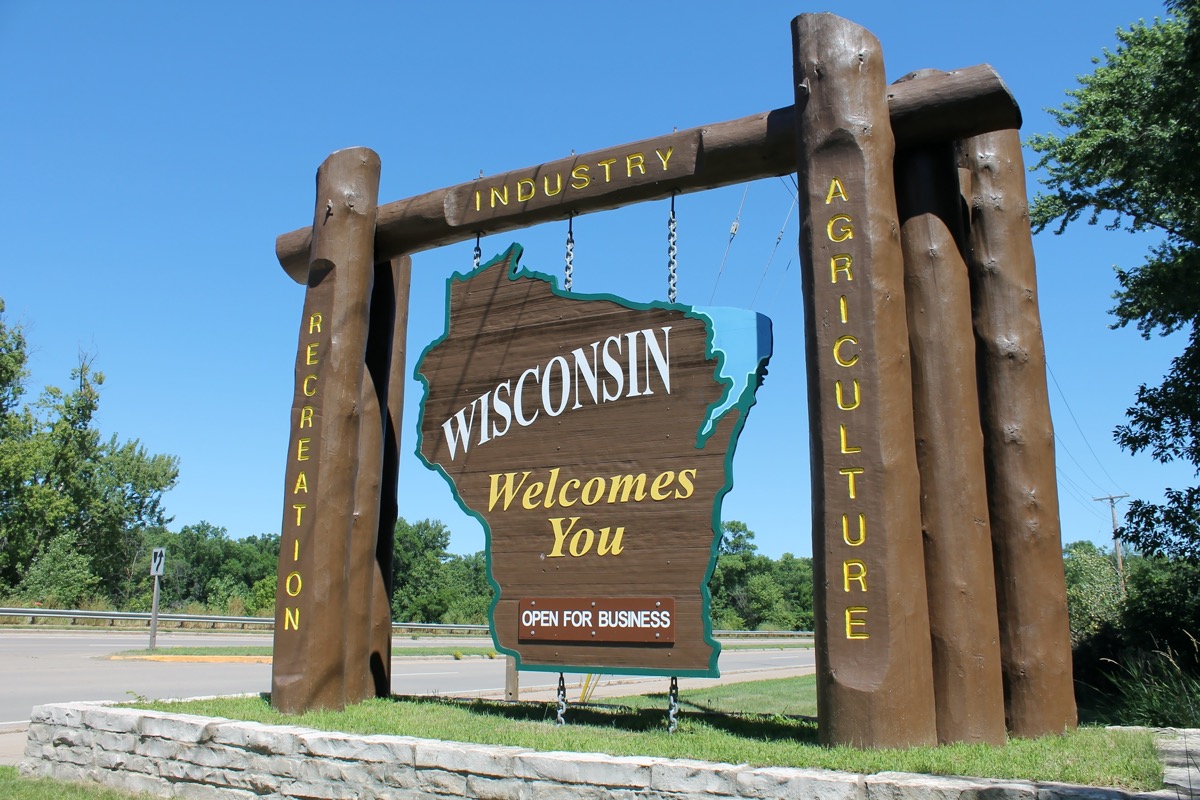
0 299 180 595
708 521 813 631
1029 2 1200 560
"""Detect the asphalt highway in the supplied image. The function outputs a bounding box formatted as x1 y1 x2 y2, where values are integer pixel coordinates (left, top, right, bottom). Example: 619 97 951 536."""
1 629 814 728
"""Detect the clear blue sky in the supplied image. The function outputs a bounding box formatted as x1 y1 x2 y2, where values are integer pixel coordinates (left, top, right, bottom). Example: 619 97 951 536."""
2 1 1189 558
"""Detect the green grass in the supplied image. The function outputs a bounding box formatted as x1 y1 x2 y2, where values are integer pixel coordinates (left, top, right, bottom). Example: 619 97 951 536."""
126 676 1163 791
0 766 149 799
112 645 499 658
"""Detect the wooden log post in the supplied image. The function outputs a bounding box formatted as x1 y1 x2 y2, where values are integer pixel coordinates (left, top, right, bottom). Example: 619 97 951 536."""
272 147 382 713
373 255 412 696
343 257 401 703
792 12 937 748
958 129 1077 736
894 84 1006 744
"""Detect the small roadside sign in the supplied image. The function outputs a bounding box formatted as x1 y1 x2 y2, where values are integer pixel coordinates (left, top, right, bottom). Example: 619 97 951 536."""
150 547 165 577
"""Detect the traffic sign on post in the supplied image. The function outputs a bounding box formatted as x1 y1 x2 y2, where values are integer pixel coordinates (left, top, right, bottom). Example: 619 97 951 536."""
149 548 165 650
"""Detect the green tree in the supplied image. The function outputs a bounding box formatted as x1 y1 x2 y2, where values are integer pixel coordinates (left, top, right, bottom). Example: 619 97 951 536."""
0 301 179 597
1029 1 1200 560
707 521 813 631
391 517 455 623
16 530 101 607
1062 540 1125 646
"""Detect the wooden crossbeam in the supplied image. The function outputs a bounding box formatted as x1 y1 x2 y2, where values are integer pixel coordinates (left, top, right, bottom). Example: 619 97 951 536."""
275 64 1019 282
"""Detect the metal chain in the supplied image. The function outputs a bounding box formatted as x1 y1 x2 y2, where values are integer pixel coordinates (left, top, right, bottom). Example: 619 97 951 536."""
668 676 680 734
564 215 575 292
556 673 567 725
667 194 678 303
473 234 482 269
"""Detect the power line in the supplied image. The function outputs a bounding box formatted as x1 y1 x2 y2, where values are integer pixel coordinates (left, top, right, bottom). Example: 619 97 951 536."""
1046 362 1127 493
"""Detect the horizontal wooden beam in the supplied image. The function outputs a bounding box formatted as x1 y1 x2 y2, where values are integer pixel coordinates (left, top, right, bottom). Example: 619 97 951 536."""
276 64 1019 282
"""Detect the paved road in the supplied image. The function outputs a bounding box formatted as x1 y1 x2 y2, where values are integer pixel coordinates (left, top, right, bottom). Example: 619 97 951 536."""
1 629 814 727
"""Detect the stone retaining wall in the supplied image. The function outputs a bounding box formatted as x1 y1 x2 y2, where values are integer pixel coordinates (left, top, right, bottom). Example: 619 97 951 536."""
18 702 1147 800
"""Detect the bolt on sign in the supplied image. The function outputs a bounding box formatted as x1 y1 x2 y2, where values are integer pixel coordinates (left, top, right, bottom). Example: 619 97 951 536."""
415 244 771 676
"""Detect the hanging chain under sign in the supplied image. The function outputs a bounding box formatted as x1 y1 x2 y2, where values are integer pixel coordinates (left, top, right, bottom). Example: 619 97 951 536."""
556 673 567 726
667 194 678 303
668 676 680 733
564 215 575 292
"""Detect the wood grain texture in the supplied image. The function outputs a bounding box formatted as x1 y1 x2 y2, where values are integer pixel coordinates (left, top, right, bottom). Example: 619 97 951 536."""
271 147 380 713
414 248 763 676
276 65 1020 282
958 129 1077 737
792 12 936 748
895 127 1006 745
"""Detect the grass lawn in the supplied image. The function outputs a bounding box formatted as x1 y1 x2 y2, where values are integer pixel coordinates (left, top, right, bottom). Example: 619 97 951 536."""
125 675 1162 792
0 766 149 799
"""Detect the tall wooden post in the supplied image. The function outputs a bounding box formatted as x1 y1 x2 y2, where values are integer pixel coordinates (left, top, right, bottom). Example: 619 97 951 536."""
792 12 937 748
958 129 1077 736
895 125 1006 744
373 255 412 696
272 147 382 713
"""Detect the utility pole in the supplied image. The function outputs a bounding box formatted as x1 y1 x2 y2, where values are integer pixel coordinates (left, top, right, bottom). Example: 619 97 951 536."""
1093 494 1129 596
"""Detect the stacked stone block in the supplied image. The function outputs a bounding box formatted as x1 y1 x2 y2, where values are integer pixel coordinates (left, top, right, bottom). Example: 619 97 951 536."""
18 702 1160 800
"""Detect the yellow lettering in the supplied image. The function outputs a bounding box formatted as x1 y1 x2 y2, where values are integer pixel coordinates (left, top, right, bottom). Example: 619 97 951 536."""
516 178 535 202
293 472 308 494
286 571 302 597
597 525 625 556
843 559 867 592
474 190 481 212
305 342 319 365
596 158 617 182
833 335 859 367
830 254 853 283
296 438 310 461
650 470 675 500
489 185 508 208
839 295 849 324
839 424 862 454
293 539 299 561
845 606 869 639
558 478 581 508
488 471 531 513
570 164 590 190
569 525 595 557
826 177 849 204
675 468 696 499
835 379 861 410
521 481 546 510
284 606 300 630
655 146 674 170
303 374 318 397
547 516 580 558
292 503 306 525
626 152 645 177
839 467 864 499
842 513 866 546
608 473 647 503
299 406 314 429
581 477 605 505
827 213 854 242
308 313 323 334
543 173 563 197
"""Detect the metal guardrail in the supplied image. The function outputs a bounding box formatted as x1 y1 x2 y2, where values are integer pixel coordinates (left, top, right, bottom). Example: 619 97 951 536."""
0 607 810 638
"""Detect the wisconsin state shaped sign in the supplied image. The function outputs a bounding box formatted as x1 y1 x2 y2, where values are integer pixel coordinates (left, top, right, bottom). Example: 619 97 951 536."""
415 244 771 677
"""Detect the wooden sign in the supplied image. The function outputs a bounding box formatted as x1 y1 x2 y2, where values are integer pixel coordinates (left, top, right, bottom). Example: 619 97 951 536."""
415 245 771 676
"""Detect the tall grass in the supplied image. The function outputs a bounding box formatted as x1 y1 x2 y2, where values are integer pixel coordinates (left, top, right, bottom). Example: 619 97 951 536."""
1099 639 1200 728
